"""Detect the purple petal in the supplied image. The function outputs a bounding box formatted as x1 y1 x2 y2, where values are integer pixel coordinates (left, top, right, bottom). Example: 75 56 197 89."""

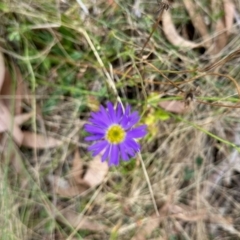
120 107 141 130
116 103 123 121
119 143 130 161
101 144 110 162
127 111 140 128
85 124 106 134
109 144 119 166
85 134 104 141
125 105 131 116
126 147 136 158
120 116 127 127
121 141 137 158
127 125 147 138
88 140 108 156
124 138 140 151
107 102 117 123
89 114 109 127
98 105 111 123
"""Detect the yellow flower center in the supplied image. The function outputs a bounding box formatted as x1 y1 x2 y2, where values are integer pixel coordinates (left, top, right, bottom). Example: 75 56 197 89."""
105 125 126 144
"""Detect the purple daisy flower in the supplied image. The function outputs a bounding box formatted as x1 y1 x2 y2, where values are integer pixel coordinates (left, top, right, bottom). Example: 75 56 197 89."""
84 102 147 166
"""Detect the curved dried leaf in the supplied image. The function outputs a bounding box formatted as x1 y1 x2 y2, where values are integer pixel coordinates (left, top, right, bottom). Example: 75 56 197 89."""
210 0 233 54
83 154 108 187
14 66 26 115
0 52 5 91
132 215 161 240
159 100 186 114
0 62 27 114
48 175 89 197
14 112 33 126
56 185 89 197
162 11 201 49
224 0 235 33
172 212 207 222
58 207 108 232
21 131 62 148
50 152 108 198
0 67 11 110
214 19 228 54
183 0 209 38
0 101 23 145
208 213 240 237
71 149 84 184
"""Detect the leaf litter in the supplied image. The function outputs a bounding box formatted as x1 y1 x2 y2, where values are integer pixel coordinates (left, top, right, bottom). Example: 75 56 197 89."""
0 51 62 149
162 1 236 54
0 51 108 233
48 150 109 233
0 51 5 90
21 131 62 149
131 201 240 240
1 1 240 239
49 149 108 197
162 10 201 49
0 101 23 145
57 207 108 232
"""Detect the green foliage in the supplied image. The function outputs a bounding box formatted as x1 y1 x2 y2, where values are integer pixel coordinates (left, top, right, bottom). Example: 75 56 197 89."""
119 158 136 174
195 156 203 167
184 166 194 181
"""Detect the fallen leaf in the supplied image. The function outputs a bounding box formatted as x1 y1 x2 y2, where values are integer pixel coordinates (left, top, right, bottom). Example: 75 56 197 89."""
208 214 240 237
182 0 209 39
159 100 186 113
83 154 108 187
0 51 5 91
165 203 232 227
8 147 24 174
224 0 235 33
14 112 33 126
172 211 207 222
0 60 28 115
49 152 108 198
58 207 108 232
14 66 28 115
209 214 233 225
48 175 89 197
21 131 62 148
212 18 228 54
210 0 232 54
71 149 84 184
132 215 161 240
0 64 12 110
162 11 201 49
0 101 23 145
71 150 109 188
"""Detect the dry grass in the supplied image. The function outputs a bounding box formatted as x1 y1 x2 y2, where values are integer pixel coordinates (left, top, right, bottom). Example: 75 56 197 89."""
1 0 240 239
